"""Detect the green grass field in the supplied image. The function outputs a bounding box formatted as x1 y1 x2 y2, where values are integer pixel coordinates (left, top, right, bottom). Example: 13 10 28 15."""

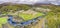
0 17 7 28
19 12 44 21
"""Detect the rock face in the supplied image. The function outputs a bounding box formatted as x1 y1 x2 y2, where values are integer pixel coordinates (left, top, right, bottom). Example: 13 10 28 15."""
22 10 37 15
32 7 51 12
12 15 23 22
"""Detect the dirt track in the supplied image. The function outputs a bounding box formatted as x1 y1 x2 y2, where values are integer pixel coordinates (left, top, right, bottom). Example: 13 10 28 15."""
31 18 45 28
